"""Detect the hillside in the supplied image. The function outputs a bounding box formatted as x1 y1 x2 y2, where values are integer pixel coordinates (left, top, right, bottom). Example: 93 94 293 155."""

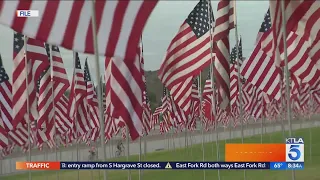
145 67 210 110
65 67 211 111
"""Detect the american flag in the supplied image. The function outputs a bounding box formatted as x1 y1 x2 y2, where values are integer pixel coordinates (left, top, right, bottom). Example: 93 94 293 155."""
37 60 55 146
270 1 320 86
202 72 214 123
11 32 32 128
229 38 242 110
0 56 8 149
108 50 144 140
104 57 115 141
0 1 158 60
269 1 320 66
47 45 70 102
55 94 72 135
170 95 187 126
139 40 151 134
191 77 200 119
68 53 89 138
158 0 214 114
121 127 126 140
142 82 152 135
240 9 281 101
212 0 235 41
151 104 162 128
26 39 50 81
202 72 213 104
213 0 235 110
280 32 320 86
0 55 13 132
0 55 29 147
161 87 170 114
84 60 99 141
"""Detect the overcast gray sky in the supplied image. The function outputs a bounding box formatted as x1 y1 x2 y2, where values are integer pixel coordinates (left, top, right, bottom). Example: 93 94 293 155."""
0 1 269 83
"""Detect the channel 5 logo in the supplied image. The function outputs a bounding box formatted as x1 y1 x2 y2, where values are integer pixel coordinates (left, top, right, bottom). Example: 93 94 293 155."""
285 137 304 162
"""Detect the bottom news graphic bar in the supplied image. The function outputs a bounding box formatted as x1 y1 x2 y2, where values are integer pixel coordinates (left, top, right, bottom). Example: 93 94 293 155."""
16 162 304 170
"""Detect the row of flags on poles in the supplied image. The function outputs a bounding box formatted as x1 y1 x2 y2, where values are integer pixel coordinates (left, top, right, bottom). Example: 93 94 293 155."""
0 0 319 158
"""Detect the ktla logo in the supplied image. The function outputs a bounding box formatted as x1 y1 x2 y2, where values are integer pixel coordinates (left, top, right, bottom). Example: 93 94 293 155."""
285 138 304 162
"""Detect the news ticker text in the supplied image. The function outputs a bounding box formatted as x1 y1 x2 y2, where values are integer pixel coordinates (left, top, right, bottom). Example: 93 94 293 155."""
16 162 304 170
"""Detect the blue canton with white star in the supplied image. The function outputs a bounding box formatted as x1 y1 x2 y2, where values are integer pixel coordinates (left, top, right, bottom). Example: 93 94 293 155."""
75 52 82 69
84 59 91 82
0 55 9 83
13 32 24 53
259 9 271 33
186 0 214 38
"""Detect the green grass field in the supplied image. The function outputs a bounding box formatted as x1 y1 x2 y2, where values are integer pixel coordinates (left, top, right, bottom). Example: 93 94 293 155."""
4 126 320 180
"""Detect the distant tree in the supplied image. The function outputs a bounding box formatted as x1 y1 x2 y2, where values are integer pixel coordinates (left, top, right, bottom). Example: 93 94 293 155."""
64 90 70 97
148 91 156 104
150 103 157 112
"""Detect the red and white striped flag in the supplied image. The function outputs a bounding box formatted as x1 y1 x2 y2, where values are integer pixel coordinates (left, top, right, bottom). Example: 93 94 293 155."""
55 94 72 135
240 9 281 101
47 45 70 102
108 52 144 140
212 0 235 110
68 53 89 138
202 72 215 123
269 1 320 66
37 63 55 146
269 1 320 87
84 60 100 141
12 33 49 128
0 56 8 149
158 0 214 115
104 58 115 141
190 77 200 119
0 58 29 147
0 1 157 60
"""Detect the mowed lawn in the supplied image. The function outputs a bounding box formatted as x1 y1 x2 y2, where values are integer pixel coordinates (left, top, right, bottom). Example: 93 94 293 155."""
4 126 320 180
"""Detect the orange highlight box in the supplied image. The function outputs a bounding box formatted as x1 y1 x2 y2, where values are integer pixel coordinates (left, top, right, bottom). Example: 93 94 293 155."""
16 162 60 170
225 144 286 162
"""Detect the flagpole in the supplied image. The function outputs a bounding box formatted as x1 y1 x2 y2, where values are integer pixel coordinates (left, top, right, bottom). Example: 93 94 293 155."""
280 1 295 180
139 136 142 180
206 1 220 179
48 44 59 180
23 35 32 180
126 126 131 180
308 90 312 162
198 74 206 180
72 52 80 180
280 75 286 138
90 1 108 180
138 37 143 180
233 1 246 177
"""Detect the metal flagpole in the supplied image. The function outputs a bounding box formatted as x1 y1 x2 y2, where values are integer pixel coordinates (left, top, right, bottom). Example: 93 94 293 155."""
138 37 143 180
126 126 131 180
48 44 59 180
90 1 108 180
261 115 264 143
206 1 220 179
72 52 80 180
139 136 142 180
280 1 295 179
234 1 246 177
199 74 206 180
23 35 32 180
144 135 147 157
308 90 312 162
280 75 286 138
212 72 220 180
